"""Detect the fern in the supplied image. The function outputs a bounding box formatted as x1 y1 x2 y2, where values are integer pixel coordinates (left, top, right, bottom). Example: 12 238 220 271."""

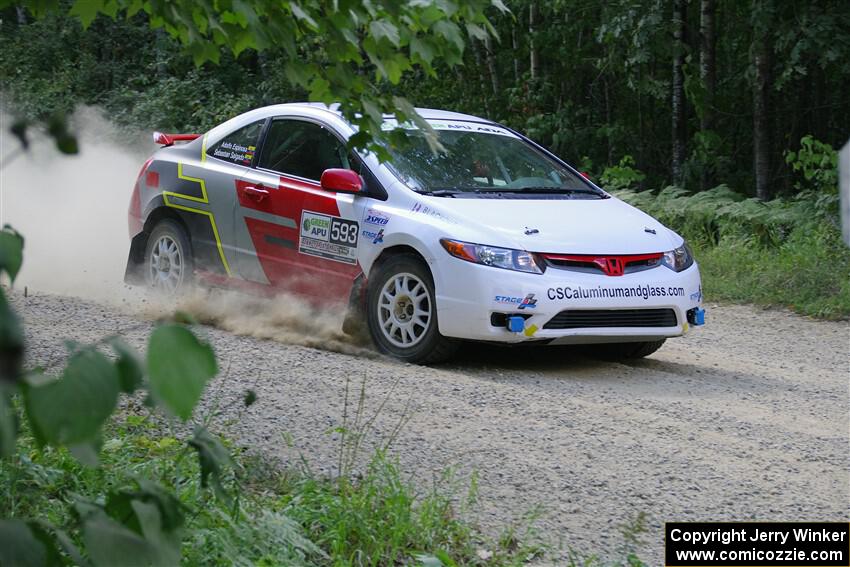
613 185 841 249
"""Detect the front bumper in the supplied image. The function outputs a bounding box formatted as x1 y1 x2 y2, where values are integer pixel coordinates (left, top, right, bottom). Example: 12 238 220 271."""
432 256 703 343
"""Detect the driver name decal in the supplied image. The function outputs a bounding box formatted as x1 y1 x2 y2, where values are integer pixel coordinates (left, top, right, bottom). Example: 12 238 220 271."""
299 211 359 265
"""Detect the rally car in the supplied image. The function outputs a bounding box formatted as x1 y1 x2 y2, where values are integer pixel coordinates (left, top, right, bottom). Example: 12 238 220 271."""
125 103 705 363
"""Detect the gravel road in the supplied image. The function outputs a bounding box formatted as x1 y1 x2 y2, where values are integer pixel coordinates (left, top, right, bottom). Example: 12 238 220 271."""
12 290 850 564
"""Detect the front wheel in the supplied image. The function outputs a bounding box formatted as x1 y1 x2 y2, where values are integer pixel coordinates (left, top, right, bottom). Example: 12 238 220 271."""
588 339 666 360
144 219 193 294
366 255 458 364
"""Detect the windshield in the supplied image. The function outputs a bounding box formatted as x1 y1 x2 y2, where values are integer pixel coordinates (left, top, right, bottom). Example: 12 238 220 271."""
383 119 602 196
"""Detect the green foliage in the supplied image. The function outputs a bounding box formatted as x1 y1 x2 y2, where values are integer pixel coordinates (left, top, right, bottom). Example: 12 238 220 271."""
24 348 120 451
189 427 234 503
2 0 507 158
285 453 543 566
4 0 849 185
108 338 143 394
0 229 238 564
0 332 233 565
785 135 839 194
694 222 850 319
617 184 826 247
0 414 328 566
147 325 217 421
616 186 850 318
600 155 646 191
682 130 730 189
0 230 548 564
1 415 548 566
0 519 63 567
0 226 24 284
74 481 184 567
0 227 26 447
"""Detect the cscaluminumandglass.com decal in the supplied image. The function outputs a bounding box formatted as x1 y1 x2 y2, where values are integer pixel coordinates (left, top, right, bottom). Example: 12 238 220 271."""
547 285 687 301
665 522 849 567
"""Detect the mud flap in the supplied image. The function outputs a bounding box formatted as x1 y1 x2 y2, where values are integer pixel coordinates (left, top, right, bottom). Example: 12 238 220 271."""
124 232 148 285
342 274 368 338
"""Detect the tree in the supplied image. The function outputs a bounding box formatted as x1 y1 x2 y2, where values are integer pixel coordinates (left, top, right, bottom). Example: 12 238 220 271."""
751 0 773 200
483 34 500 94
699 0 716 190
0 0 507 156
671 0 687 186
4 0 849 194
529 2 540 81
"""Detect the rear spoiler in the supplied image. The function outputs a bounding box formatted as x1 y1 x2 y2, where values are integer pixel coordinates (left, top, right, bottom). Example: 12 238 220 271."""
153 132 201 147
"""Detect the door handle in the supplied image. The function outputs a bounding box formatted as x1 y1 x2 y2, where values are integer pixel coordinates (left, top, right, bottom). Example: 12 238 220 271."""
244 185 269 203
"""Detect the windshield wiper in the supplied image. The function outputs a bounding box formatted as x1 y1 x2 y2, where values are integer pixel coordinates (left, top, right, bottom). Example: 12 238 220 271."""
419 186 608 198
470 186 607 197
502 186 603 195
418 189 460 197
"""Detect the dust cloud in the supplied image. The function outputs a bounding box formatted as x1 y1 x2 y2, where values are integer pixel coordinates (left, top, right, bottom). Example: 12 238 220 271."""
1 107 148 301
166 289 375 357
0 107 373 355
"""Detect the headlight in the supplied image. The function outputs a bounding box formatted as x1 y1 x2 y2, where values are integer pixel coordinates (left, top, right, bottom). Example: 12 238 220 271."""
440 239 544 274
662 242 694 272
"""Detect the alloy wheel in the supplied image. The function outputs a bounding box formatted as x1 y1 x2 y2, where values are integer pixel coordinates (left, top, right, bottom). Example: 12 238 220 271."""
148 234 184 292
377 272 432 348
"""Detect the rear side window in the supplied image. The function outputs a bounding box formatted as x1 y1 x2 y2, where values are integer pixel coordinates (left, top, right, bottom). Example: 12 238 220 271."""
257 119 349 180
207 120 265 165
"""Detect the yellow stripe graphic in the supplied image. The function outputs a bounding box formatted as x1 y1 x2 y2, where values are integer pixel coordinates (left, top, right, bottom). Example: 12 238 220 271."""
162 155 232 276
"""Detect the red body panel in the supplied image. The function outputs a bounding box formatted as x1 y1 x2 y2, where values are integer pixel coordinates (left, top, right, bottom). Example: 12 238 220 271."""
236 174 360 304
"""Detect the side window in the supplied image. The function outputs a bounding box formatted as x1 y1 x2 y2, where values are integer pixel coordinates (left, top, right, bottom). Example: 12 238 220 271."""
207 120 265 165
257 120 348 180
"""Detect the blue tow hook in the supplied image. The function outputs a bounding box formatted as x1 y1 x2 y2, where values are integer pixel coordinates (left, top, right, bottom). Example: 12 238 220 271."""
506 315 525 333
687 307 706 326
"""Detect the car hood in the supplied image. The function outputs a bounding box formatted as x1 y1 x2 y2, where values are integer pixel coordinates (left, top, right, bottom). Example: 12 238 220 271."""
426 195 680 254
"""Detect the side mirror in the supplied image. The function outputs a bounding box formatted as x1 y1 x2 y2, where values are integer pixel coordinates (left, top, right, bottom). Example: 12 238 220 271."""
320 168 363 194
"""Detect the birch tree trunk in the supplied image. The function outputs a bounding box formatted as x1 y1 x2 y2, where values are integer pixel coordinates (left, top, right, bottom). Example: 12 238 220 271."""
529 3 540 81
511 26 520 84
752 30 771 200
473 42 491 115
671 0 687 186
484 35 500 95
700 0 716 190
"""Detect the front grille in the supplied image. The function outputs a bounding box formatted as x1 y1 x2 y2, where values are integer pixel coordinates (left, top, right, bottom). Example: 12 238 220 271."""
544 257 660 275
543 308 678 330
541 253 663 276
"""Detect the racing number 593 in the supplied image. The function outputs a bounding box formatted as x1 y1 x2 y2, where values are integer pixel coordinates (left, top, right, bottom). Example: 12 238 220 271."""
330 218 358 246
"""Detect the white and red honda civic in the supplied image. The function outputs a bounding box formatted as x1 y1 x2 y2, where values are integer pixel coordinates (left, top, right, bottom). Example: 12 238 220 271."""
126 103 705 363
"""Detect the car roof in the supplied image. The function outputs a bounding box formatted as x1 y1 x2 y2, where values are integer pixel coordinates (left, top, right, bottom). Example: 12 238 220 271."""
201 102 504 148
258 102 495 125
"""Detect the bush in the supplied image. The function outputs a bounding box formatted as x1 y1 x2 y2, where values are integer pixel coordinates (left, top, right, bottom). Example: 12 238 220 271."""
0 227 549 566
599 155 646 191
1 413 548 566
614 185 850 319
785 135 839 195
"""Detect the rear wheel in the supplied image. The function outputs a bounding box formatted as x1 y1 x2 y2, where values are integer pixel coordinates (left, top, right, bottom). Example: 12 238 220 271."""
588 339 666 360
144 220 193 294
366 255 458 364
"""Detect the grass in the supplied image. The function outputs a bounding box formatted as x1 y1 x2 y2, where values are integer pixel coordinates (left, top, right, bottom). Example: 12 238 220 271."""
0 408 549 566
614 187 850 320
694 225 850 319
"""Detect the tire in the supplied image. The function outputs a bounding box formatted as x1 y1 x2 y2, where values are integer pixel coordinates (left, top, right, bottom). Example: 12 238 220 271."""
144 219 194 294
588 339 666 360
366 254 458 364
